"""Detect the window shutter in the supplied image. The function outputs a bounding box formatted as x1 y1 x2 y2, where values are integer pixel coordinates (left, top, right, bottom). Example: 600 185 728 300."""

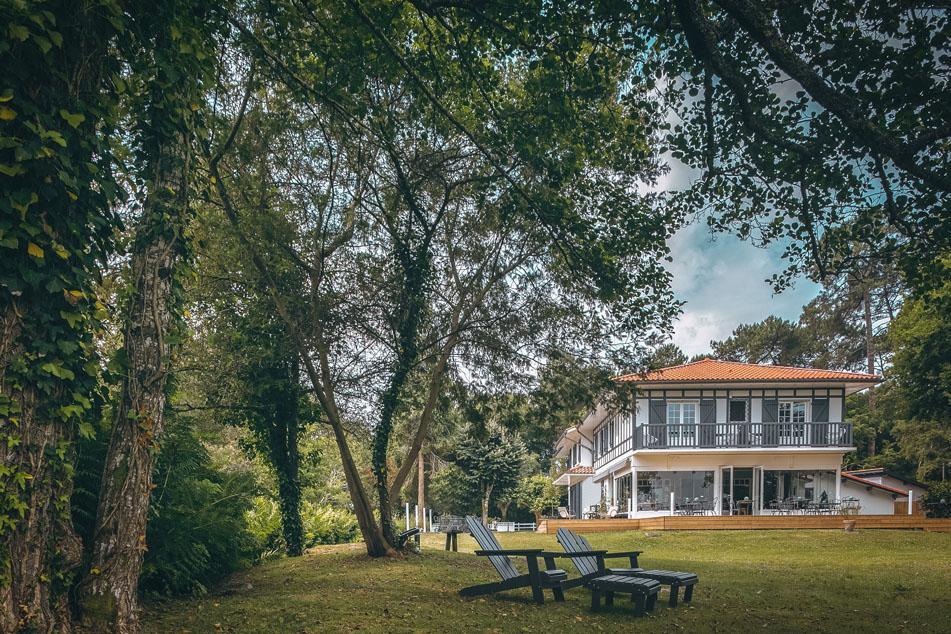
699 399 716 447
649 400 666 425
812 398 829 422
762 399 778 423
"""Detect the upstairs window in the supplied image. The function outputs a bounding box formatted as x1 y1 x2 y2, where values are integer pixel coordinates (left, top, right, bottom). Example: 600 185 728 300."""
778 401 807 441
729 400 747 423
667 402 697 441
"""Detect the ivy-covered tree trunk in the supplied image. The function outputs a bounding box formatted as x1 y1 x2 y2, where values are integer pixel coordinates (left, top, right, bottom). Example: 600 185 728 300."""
78 143 188 632
0 312 83 632
0 4 119 631
270 356 303 557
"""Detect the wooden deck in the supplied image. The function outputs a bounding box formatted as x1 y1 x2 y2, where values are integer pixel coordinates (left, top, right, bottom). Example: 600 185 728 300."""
537 515 951 534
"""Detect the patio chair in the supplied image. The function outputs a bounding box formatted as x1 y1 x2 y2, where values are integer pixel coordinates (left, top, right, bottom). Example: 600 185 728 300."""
555 528 699 607
557 506 576 520
458 516 567 604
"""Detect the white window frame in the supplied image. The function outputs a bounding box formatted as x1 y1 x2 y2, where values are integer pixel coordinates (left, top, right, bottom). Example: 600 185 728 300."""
667 401 698 441
778 400 808 442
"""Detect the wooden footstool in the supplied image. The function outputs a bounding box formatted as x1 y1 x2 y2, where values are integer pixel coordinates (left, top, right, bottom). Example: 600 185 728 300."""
608 568 699 607
588 575 661 615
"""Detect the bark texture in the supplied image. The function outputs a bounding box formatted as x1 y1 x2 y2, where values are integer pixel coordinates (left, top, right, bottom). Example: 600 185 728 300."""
78 150 186 633
0 4 110 631
0 308 83 633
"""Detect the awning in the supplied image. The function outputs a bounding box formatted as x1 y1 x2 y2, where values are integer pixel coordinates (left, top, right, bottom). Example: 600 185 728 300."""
553 466 594 486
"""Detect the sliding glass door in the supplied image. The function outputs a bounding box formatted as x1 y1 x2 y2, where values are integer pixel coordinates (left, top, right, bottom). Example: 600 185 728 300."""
720 466 764 515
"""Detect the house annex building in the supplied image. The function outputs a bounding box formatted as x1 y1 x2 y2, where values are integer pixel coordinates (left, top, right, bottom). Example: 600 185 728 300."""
553 359 908 518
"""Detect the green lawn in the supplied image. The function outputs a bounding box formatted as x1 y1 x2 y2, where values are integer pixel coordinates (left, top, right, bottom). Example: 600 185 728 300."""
142 530 951 633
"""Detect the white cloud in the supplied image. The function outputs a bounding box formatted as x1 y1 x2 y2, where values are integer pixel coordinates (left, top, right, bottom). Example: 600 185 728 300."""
666 220 820 357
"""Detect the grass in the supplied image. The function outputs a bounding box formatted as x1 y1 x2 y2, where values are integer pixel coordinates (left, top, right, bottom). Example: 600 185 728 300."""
142 530 951 633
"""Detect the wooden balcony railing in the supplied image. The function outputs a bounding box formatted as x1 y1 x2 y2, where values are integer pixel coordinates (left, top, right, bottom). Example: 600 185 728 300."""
593 436 633 470
634 422 853 450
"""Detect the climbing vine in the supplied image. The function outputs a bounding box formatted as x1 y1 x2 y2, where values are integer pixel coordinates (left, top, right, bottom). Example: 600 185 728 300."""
0 1 125 623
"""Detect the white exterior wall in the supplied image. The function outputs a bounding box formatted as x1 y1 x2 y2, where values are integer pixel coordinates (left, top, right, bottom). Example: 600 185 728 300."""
630 450 844 473
841 480 900 515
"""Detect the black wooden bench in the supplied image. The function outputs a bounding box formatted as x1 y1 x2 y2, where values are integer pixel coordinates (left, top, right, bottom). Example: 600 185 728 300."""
588 575 661 615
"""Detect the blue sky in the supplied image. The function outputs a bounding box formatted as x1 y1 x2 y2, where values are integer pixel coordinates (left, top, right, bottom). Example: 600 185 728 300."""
657 160 821 357
666 222 820 357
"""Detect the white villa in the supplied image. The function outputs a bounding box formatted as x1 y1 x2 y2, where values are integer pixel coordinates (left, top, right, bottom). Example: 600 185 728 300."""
553 359 911 518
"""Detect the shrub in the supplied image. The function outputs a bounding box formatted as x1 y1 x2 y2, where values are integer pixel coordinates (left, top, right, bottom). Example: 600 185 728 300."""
923 481 951 518
515 474 562 521
139 421 258 597
302 502 359 546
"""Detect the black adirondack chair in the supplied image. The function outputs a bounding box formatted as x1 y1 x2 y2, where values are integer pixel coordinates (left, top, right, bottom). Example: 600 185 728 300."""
459 516 567 604
556 527 698 607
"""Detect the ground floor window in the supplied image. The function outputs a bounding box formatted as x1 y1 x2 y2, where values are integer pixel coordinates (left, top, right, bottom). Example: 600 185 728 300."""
637 470 715 511
763 470 837 504
616 474 633 515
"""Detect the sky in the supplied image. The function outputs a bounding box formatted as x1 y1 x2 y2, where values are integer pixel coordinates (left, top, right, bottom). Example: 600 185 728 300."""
657 161 821 358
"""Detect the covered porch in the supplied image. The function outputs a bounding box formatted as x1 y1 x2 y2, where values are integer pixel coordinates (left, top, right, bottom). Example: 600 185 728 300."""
593 451 850 518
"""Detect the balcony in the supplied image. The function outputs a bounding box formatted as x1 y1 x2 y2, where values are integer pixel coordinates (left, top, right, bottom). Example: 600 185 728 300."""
593 437 633 470
634 422 853 450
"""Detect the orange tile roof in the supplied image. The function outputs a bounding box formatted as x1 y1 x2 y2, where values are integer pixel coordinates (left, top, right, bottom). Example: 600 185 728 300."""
566 466 593 474
616 358 881 384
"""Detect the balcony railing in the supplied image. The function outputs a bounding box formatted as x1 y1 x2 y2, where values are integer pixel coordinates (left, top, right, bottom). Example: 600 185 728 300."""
634 422 853 450
594 436 633 470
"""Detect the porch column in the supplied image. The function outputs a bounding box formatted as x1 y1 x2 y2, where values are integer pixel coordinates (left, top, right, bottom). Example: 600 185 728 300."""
835 464 841 501
630 460 637 517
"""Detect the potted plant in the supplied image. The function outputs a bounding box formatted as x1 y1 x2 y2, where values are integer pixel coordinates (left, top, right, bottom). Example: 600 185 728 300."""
839 497 861 531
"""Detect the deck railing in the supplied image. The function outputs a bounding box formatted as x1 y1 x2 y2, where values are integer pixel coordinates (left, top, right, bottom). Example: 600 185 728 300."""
593 436 633 470
634 422 853 450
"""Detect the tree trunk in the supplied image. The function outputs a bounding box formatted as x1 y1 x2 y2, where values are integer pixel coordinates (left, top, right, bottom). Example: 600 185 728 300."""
498 500 511 521
0 5 112 630
78 143 186 632
1 308 83 633
273 355 303 556
481 485 493 525
863 288 877 457
417 444 425 512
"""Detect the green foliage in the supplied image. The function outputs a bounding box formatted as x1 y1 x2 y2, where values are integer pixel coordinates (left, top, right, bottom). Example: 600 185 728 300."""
428 464 479 517
246 497 358 558
889 263 951 422
922 482 951 519
0 0 124 595
301 502 359 547
139 419 256 597
514 474 562 520
645 343 688 370
455 425 526 520
642 1 950 292
711 316 812 366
